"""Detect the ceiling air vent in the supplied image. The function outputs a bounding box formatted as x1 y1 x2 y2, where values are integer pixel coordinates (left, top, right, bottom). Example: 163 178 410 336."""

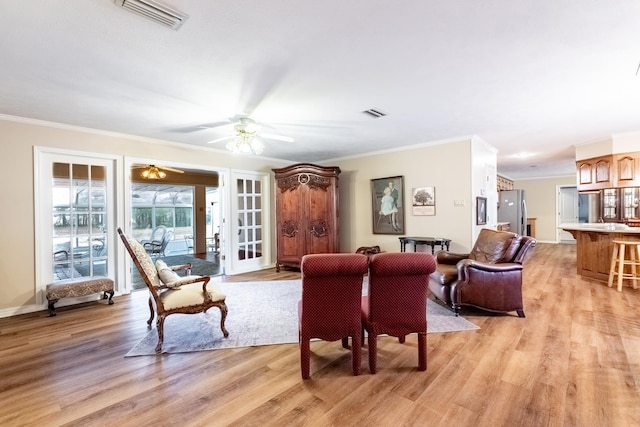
115 0 188 30
362 108 387 118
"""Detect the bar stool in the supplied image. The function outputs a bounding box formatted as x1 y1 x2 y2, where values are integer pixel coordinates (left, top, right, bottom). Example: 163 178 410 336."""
607 240 640 292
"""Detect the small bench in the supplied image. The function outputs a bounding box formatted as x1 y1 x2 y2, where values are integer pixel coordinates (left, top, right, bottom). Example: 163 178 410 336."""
46 277 115 316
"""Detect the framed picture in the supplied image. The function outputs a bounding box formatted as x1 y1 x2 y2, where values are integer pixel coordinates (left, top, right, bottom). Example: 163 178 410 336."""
371 176 405 234
412 186 435 216
477 196 487 225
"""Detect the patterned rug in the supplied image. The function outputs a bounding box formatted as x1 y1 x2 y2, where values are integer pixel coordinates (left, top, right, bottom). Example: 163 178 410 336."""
125 279 479 356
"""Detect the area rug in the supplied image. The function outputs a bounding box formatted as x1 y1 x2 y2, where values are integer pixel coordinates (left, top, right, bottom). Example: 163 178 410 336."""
131 254 221 290
125 279 479 356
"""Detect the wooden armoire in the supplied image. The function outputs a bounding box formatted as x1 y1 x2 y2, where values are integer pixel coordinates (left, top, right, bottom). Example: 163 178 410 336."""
272 163 341 271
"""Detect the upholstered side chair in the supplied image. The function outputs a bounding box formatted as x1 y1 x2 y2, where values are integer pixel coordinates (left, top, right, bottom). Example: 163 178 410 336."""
362 252 437 374
118 227 228 353
298 253 369 380
429 228 536 318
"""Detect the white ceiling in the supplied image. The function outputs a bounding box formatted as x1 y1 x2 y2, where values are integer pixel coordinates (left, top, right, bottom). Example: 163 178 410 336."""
2 1 640 179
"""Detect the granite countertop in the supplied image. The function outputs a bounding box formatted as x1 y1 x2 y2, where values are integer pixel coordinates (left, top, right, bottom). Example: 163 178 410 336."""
559 223 640 234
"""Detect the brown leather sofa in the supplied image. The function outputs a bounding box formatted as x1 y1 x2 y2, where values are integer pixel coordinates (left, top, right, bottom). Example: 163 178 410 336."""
428 228 536 317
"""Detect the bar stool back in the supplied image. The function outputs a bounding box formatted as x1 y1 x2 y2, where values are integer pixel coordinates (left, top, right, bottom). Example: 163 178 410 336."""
608 240 640 292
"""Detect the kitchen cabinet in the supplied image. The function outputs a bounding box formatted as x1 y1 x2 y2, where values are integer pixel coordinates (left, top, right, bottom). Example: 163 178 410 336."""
272 163 340 271
613 153 640 187
576 155 613 191
577 151 640 191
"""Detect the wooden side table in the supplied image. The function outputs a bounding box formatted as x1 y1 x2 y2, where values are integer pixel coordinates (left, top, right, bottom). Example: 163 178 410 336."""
398 237 451 254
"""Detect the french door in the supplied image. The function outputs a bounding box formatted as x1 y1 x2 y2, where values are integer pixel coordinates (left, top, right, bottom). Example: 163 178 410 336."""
227 170 270 274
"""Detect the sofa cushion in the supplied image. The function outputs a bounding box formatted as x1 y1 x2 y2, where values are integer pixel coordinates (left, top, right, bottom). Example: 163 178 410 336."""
430 263 458 286
468 229 518 264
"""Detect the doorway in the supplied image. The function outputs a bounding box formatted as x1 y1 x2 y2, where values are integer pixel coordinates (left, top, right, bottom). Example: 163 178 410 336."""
558 185 578 243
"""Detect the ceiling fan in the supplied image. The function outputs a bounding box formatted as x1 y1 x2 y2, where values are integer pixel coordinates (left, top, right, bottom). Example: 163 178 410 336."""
132 164 184 180
205 116 294 155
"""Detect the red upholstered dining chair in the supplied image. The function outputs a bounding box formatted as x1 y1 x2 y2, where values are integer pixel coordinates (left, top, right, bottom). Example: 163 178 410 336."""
299 253 369 380
362 252 437 374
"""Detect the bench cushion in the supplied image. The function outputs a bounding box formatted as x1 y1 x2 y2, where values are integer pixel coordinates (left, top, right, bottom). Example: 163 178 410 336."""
46 277 114 301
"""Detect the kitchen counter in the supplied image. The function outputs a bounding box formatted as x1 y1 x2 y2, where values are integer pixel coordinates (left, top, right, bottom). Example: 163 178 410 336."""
559 223 640 281
560 223 640 233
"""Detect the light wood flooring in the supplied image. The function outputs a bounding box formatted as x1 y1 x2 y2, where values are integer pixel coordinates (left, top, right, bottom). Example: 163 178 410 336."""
1 243 639 426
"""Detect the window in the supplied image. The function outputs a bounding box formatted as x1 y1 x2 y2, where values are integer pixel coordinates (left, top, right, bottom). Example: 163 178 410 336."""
52 163 108 281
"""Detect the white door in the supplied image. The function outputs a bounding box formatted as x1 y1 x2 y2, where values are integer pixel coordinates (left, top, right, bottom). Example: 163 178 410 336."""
558 186 578 242
35 148 118 304
227 170 271 274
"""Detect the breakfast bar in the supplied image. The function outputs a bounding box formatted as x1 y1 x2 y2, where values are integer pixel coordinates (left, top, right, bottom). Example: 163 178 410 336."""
560 223 640 282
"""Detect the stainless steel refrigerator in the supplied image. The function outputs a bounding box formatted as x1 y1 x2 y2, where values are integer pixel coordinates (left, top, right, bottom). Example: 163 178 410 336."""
498 190 527 235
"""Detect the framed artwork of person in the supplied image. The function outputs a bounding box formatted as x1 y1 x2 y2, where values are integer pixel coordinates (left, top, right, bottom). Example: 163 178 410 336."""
477 196 487 225
371 176 405 234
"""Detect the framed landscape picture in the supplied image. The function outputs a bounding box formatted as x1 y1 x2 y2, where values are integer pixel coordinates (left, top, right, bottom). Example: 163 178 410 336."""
412 186 435 215
371 176 405 234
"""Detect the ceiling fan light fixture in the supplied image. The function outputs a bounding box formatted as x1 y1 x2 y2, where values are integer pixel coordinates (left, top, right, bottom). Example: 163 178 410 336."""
226 129 263 155
141 165 166 179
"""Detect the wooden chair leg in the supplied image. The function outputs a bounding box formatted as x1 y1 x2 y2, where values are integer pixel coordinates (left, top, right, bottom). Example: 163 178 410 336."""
418 332 427 371
631 245 638 290
155 315 165 353
147 297 154 326
617 243 626 292
300 338 311 380
368 332 378 374
608 242 619 288
218 302 229 337
351 334 361 376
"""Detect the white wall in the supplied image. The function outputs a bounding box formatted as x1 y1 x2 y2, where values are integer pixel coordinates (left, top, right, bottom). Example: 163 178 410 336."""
514 175 577 242
0 117 289 313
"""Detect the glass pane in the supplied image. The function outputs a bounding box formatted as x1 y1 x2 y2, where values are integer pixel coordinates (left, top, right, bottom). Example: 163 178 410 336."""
237 179 245 194
247 213 254 227
255 180 261 193
255 195 261 210
72 164 89 184
255 212 261 226
238 196 245 210
256 228 262 241
247 196 253 210
256 242 262 257
246 180 253 193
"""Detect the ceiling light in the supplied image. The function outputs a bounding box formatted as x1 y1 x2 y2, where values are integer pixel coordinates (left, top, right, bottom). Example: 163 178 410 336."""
225 127 264 155
141 165 166 179
511 152 535 159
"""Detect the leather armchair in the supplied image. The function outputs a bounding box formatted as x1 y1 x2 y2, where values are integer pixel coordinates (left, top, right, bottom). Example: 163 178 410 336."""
429 228 536 317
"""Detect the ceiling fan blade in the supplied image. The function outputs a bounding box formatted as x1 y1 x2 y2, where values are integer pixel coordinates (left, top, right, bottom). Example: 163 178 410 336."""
198 120 234 130
158 165 184 174
260 132 294 143
208 135 234 144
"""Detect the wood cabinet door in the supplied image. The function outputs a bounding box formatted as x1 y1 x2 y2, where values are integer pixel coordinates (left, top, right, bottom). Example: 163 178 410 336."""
614 153 640 187
306 181 337 254
276 182 305 266
576 155 612 191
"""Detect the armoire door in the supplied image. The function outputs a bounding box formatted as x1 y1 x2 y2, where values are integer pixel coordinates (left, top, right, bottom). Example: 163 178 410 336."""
276 181 305 267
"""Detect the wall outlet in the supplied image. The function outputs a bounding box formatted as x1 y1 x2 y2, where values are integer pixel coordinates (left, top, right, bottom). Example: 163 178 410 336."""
454 200 465 207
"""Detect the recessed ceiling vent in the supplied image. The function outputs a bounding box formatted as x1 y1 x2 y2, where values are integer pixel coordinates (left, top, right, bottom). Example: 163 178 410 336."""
362 108 387 118
115 0 188 30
